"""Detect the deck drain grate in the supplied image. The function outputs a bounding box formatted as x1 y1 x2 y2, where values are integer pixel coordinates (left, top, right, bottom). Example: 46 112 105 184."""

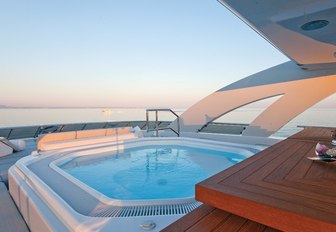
91 201 202 217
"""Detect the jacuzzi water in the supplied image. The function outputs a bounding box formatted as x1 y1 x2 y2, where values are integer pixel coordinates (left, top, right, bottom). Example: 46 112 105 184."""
59 145 247 200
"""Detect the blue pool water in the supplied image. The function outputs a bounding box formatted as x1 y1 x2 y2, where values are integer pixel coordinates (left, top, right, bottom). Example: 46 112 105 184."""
59 145 250 200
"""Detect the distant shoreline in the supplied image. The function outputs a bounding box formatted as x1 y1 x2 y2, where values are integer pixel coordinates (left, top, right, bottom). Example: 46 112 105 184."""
0 106 333 109
0 106 156 109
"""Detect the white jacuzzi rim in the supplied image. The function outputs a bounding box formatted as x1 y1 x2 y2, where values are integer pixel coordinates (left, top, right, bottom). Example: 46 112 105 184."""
10 137 264 231
9 164 186 232
48 137 259 207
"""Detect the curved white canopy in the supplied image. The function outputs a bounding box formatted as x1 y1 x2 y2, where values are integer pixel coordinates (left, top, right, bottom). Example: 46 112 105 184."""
172 1 336 137
218 0 336 68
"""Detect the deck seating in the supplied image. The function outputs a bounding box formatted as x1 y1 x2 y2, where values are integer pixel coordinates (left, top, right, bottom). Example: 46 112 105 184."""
37 127 140 151
0 138 26 157
0 139 13 157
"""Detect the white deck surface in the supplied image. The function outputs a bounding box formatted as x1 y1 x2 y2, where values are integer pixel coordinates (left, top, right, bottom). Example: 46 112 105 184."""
0 139 35 232
0 181 29 231
0 139 36 186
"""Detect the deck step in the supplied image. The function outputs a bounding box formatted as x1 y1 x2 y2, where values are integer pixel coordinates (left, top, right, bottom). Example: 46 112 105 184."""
0 182 29 232
196 127 336 232
162 204 279 232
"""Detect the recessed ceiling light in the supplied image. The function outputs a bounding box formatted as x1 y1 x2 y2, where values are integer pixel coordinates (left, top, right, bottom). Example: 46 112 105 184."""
301 20 329 31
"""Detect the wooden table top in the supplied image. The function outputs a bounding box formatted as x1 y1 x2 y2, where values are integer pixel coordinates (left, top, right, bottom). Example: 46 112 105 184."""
196 127 336 232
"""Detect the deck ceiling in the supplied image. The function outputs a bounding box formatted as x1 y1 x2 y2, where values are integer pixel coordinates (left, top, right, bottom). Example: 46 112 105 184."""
218 0 336 67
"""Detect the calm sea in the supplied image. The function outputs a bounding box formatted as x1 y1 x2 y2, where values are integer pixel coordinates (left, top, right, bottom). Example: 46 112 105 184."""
0 108 335 138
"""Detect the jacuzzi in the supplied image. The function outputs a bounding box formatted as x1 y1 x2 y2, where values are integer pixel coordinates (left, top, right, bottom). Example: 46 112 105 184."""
9 137 262 232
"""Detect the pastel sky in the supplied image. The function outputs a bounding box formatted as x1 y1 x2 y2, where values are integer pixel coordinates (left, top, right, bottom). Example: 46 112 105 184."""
0 0 334 108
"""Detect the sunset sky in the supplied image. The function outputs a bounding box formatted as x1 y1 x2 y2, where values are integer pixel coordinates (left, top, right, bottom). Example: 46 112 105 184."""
0 0 334 108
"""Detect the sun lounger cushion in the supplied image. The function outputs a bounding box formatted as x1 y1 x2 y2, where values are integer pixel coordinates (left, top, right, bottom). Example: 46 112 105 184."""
38 127 137 151
76 129 106 139
0 140 13 157
39 133 137 151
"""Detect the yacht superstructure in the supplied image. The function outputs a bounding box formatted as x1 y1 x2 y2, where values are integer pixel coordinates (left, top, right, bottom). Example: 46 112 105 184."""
1 1 335 231
173 0 336 136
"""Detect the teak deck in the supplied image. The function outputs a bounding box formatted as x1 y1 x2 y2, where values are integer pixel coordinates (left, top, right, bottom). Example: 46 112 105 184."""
165 127 335 232
162 204 280 232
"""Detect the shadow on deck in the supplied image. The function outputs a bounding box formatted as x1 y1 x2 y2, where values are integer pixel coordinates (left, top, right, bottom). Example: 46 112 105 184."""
0 139 36 232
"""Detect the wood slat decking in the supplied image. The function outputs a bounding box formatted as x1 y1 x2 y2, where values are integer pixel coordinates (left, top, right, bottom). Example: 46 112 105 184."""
162 204 279 232
289 126 334 142
195 127 336 232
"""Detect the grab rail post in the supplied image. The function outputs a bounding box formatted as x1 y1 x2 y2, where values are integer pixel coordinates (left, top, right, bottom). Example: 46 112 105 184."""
146 111 149 132
155 111 159 137
146 109 180 137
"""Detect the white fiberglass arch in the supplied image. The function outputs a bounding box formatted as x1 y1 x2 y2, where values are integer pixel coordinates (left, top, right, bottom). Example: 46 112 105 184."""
170 0 336 137
172 61 336 137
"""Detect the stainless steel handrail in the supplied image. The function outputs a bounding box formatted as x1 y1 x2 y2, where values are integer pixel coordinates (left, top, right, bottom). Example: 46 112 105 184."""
0 121 247 140
0 121 140 140
146 109 180 137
